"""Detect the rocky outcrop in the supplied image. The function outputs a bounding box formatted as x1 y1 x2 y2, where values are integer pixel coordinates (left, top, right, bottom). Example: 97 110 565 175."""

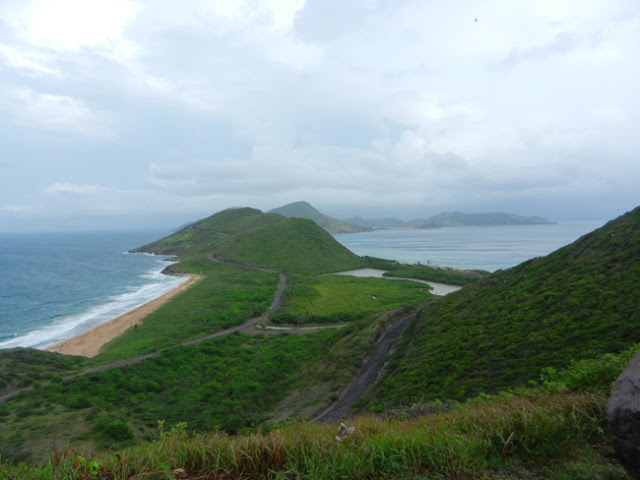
607 349 640 479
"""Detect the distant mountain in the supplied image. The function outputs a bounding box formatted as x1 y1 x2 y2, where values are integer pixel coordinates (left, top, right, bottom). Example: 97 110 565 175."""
406 211 553 228
342 216 405 229
268 201 371 234
368 205 640 409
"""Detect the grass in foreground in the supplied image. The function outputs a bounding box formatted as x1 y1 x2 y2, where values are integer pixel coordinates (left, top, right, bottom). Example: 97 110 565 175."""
0 391 628 480
1 344 634 479
0 312 400 463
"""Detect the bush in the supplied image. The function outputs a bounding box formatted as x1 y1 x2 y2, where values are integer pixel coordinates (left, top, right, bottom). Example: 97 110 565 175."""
94 420 134 442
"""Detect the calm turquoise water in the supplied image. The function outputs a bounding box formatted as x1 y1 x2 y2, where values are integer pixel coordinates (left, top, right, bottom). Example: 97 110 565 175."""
0 231 185 350
334 221 605 272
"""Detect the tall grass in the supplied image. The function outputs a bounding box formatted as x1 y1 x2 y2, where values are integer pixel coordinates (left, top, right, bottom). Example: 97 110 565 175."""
0 391 623 480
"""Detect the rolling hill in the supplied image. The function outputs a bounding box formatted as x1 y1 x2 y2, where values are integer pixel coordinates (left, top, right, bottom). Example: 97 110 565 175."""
366 206 640 410
133 206 365 274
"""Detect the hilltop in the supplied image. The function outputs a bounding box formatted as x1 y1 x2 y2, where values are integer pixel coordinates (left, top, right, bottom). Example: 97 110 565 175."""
268 201 371 234
133 206 365 274
366 206 640 410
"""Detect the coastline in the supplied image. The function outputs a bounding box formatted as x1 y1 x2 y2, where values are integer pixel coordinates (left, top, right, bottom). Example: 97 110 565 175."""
46 274 201 357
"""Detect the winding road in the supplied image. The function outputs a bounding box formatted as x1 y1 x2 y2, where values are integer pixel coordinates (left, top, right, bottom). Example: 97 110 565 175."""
1 260 417 423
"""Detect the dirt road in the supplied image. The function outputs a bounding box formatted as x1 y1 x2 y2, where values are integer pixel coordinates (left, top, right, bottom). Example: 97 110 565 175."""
314 312 416 423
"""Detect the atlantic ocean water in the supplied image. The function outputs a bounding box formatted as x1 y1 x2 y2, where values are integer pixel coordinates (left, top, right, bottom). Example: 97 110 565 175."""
0 231 187 350
334 221 605 272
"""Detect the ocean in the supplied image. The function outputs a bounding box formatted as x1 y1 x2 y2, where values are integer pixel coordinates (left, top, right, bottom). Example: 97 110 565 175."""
334 221 605 272
0 221 605 351
0 231 187 350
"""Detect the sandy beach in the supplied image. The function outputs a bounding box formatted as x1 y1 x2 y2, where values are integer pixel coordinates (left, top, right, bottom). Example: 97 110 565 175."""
47 274 201 357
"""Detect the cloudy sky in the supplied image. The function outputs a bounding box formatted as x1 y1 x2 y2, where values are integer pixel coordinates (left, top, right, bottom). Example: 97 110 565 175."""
1 0 638 232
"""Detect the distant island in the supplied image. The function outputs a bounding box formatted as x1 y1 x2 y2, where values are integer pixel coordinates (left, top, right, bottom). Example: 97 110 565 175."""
404 211 554 229
269 201 553 233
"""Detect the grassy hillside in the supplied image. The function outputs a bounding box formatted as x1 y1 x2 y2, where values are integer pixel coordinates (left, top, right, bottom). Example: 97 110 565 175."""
271 275 431 324
219 217 365 274
269 201 370 234
366 206 640 409
0 348 88 395
96 262 279 361
135 207 366 275
2 206 638 477
2 346 632 479
132 207 282 257
0 311 403 463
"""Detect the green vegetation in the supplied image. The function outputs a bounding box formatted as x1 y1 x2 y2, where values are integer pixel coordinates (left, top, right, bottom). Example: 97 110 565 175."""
220 218 364 274
2 205 639 478
136 208 365 275
0 348 88 393
97 262 278 361
0 389 625 479
383 262 489 285
271 275 430 324
366 206 640 409
0 331 345 457
133 207 282 258
360 256 489 285
0 314 398 463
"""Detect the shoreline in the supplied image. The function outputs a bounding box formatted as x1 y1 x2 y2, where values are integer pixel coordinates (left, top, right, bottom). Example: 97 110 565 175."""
46 274 201 358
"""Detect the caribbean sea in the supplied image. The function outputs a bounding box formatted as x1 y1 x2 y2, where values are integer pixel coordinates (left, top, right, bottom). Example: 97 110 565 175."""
334 220 605 272
0 231 186 350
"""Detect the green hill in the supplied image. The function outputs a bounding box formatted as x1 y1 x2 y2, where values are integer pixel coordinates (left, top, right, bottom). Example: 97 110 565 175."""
219 217 365 273
268 201 371 234
134 207 364 274
1 207 638 478
131 207 282 257
366 206 640 410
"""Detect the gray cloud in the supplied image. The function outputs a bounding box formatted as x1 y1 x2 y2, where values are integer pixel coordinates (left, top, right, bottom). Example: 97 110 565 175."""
0 0 638 232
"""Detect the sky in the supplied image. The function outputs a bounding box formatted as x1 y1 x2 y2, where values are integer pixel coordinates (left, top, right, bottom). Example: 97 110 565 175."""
0 0 639 232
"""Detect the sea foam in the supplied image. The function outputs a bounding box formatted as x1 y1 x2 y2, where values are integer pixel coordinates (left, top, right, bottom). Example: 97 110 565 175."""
0 261 187 350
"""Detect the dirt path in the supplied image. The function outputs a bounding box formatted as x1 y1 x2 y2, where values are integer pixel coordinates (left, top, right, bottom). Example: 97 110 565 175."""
0 274 287 404
313 312 416 424
182 274 287 345
2 258 418 422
